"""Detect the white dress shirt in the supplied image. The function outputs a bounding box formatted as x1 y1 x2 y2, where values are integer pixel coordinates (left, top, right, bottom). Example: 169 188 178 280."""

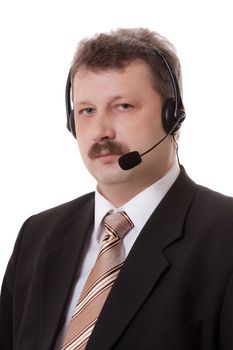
54 162 180 349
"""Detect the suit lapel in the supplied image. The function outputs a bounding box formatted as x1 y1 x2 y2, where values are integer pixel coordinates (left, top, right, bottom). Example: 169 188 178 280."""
39 195 94 350
87 168 197 350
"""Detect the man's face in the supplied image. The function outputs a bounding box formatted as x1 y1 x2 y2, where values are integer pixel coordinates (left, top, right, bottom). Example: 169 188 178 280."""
73 60 174 193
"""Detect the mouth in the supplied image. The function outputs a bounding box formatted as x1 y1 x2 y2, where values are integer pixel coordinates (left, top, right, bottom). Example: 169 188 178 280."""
96 151 121 158
95 152 122 163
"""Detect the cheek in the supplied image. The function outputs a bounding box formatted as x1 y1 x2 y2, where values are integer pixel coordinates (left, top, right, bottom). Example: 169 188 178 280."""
127 116 161 137
128 120 164 152
76 134 89 156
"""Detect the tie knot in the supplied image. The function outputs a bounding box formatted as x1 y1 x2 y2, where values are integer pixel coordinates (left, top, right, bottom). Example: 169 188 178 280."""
103 211 134 239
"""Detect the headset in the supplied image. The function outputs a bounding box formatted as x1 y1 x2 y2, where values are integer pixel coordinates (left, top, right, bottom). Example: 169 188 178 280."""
65 49 186 139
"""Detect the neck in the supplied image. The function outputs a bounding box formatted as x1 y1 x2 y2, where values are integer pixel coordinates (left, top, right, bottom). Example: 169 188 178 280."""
98 161 176 207
98 183 150 208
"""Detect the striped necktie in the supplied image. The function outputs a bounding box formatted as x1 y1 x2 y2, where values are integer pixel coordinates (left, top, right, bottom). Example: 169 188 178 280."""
61 211 134 350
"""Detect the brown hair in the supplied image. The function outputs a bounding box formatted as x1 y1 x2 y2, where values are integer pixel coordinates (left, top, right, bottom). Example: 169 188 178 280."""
70 28 182 102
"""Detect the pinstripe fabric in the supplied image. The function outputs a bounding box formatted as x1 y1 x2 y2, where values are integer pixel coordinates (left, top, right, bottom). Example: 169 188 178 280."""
61 211 134 350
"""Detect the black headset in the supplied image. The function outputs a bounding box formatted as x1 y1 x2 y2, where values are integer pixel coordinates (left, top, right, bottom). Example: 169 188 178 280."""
65 50 186 138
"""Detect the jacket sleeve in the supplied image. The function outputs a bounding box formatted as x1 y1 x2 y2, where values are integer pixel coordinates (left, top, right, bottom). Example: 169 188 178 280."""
0 218 31 350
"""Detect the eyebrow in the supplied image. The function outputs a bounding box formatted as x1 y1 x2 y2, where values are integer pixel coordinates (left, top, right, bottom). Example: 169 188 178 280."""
75 95 127 106
75 101 93 106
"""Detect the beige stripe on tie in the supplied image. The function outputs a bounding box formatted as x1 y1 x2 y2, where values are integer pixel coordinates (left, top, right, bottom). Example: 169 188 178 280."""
61 211 134 350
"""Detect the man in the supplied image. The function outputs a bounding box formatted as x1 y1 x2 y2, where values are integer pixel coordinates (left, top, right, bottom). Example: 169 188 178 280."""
0 28 233 350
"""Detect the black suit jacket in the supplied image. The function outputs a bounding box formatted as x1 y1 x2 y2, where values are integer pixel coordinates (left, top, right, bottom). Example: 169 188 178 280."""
1 167 233 350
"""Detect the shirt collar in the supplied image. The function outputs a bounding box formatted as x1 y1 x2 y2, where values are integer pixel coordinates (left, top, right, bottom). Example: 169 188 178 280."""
94 161 180 241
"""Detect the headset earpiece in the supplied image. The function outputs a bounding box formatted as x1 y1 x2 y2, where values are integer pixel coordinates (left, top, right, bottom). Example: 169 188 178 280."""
162 98 185 134
68 110 76 138
65 72 77 138
162 98 176 134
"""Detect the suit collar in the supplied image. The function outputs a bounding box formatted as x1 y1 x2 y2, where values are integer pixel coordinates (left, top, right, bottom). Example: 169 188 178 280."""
87 167 197 350
39 194 94 350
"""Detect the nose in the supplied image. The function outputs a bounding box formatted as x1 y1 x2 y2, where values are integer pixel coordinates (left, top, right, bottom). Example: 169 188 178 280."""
92 114 116 142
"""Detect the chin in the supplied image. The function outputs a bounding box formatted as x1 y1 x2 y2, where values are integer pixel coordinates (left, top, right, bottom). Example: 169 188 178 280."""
94 166 133 186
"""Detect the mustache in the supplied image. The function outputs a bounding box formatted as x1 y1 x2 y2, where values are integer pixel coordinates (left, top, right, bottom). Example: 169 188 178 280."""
88 140 129 159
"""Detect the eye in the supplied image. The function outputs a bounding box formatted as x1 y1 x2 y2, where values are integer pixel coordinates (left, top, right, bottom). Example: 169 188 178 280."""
117 103 133 111
79 107 95 116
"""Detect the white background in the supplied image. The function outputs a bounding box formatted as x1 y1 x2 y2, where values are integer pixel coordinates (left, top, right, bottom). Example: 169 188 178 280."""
0 0 233 285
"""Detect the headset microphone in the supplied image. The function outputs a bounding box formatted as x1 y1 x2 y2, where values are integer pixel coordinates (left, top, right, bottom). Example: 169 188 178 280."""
118 151 142 171
118 113 184 170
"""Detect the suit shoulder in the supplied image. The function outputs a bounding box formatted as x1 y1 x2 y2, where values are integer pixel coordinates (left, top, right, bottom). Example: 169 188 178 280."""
196 184 233 207
191 184 233 227
25 192 95 230
12 192 95 260
35 191 94 217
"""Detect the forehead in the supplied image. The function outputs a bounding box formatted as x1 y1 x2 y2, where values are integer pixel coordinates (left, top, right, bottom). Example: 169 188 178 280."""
72 60 155 99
